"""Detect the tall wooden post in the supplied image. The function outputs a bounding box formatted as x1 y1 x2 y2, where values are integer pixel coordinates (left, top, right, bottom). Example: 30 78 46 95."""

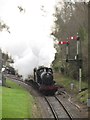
0 49 2 85
66 41 69 74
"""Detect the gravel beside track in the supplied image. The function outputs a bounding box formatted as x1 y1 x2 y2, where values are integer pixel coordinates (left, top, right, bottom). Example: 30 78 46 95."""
57 93 88 118
45 96 72 119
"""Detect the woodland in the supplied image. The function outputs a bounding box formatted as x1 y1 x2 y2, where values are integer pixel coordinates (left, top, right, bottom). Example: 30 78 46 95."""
52 2 89 81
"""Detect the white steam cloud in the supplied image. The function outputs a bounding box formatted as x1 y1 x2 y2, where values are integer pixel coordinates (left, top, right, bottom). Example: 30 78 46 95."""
0 0 57 78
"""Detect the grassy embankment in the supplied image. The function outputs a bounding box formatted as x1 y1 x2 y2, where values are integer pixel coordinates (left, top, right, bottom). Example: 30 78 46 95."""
54 73 88 104
2 79 39 118
0 86 2 119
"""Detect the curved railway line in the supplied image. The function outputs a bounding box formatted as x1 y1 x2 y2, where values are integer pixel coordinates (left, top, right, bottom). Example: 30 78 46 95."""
6 74 88 119
45 96 73 120
45 96 59 120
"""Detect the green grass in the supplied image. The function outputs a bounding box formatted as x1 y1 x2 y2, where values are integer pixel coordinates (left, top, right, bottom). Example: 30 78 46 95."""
77 90 88 104
54 73 88 104
2 79 35 118
0 86 2 119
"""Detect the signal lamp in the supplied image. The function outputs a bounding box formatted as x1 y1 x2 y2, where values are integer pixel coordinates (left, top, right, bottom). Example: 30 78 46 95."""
68 36 80 40
58 41 69 45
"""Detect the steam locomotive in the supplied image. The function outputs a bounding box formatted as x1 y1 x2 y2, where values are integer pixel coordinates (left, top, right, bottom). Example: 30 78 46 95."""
4 66 15 75
33 66 58 95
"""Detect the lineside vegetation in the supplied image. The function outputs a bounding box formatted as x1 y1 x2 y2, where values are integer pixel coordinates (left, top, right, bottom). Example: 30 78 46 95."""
2 79 35 118
0 86 2 119
54 73 88 104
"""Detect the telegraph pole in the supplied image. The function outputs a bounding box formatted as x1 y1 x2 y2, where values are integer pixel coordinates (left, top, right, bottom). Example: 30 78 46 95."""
0 49 2 85
66 41 69 62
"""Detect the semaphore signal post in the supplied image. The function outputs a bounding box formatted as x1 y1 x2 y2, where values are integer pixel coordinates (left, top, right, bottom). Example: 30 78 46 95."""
58 36 82 92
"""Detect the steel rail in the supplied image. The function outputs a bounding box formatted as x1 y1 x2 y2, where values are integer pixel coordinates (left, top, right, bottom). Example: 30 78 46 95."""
44 96 59 120
55 95 73 120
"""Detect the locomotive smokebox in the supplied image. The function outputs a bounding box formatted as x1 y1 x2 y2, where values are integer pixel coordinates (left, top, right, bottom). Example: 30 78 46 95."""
41 72 53 85
33 66 58 95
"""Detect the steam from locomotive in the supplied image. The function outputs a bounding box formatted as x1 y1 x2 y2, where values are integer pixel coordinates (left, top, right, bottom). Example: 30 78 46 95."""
0 0 57 78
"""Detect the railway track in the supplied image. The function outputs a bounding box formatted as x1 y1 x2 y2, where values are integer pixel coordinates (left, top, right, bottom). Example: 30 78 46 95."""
44 96 73 120
6 74 88 118
44 96 59 120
